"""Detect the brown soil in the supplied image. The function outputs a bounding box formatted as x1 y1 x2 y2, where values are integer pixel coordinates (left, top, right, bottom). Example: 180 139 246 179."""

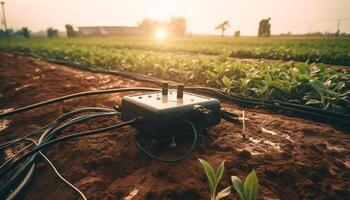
0 53 349 200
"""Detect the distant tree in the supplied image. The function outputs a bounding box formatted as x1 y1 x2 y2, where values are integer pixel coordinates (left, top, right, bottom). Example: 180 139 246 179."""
233 30 240 37
258 17 271 37
0 28 13 38
138 18 159 35
15 27 30 38
22 27 30 38
8 29 14 36
215 21 230 38
168 17 186 36
0 29 7 38
47 27 59 38
65 24 76 37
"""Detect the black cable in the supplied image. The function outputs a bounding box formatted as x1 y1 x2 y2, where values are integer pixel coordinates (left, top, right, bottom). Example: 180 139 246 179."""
0 142 34 169
0 118 138 181
186 86 350 125
0 110 121 197
0 107 117 151
0 87 159 119
5 138 87 200
0 78 348 125
135 121 198 163
42 112 120 143
221 111 240 124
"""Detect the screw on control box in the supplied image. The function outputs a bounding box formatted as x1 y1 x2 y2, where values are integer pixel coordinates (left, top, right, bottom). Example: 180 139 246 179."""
121 84 221 139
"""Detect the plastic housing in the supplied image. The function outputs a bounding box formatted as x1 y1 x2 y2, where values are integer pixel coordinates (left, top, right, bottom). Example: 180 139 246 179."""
121 90 221 138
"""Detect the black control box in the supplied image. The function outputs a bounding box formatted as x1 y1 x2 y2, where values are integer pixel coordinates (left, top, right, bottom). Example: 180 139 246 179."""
121 84 221 139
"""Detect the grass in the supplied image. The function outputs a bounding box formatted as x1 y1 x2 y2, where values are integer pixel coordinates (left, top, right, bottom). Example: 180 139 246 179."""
0 36 349 114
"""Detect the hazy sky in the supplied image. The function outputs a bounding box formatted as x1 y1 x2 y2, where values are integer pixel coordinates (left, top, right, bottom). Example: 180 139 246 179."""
2 0 350 35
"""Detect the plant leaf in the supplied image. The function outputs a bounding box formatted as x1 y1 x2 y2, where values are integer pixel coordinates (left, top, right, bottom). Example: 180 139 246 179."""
243 170 259 200
222 75 232 88
305 99 322 105
231 176 244 200
215 186 231 200
339 90 350 98
199 159 216 193
215 160 225 186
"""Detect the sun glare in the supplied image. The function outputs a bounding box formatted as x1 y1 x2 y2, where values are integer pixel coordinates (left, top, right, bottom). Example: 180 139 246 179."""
155 28 167 40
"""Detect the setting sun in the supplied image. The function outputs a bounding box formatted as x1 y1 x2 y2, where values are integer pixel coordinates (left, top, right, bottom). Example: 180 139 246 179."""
155 28 167 40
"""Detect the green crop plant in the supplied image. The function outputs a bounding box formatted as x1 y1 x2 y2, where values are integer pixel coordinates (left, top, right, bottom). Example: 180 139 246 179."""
231 169 259 200
199 159 231 200
0 37 349 114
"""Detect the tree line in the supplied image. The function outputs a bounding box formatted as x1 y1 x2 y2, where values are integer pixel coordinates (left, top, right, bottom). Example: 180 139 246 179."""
1 16 347 39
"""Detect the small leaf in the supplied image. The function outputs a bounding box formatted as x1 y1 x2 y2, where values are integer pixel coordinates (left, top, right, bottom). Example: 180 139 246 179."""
206 70 217 79
243 170 259 200
231 176 244 200
215 160 225 186
199 159 216 193
339 90 350 98
305 99 322 105
215 186 231 200
222 75 232 88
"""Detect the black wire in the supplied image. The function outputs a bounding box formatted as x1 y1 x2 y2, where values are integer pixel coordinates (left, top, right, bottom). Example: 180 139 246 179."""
0 118 137 181
0 87 159 119
5 138 87 200
186 86 350 125
0 107 116 151
0 110 122 197
0 110 119 188
135 121 198 163
0 82 348 125
42 112 120 143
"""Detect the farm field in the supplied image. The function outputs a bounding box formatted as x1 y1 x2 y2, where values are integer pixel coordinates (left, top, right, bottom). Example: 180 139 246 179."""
2 0 350 199
0 36 349 115
0 53 349 199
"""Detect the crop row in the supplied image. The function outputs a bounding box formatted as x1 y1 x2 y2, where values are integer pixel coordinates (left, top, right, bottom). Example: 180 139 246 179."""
0 39 349 114
3 37 350 65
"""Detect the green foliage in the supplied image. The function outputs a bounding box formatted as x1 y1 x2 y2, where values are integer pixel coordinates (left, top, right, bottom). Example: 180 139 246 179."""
199 159 231 200
47 28 59 38
0 37 349 114
15 27 30 38
65 24 76 37
231 170 259 200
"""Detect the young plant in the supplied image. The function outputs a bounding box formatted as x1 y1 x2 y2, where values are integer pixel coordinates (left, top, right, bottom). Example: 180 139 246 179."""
199 159 231 200
231 169 259 200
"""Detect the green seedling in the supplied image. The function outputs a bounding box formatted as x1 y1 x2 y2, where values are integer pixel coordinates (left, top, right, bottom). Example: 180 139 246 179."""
231 169 259 200
199 159 231 200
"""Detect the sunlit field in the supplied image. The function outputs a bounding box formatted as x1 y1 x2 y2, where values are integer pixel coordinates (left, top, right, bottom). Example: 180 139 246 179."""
2 36 350 64
1 0 350 199
1 36 349 114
